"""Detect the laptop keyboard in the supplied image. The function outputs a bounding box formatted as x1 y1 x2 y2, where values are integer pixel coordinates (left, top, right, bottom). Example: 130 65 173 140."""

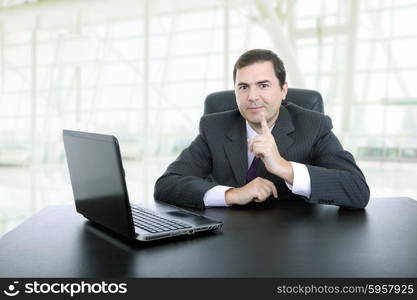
131 205 192 233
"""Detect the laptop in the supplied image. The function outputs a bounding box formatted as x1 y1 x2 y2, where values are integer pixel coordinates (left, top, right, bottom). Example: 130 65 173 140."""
62 129 222 242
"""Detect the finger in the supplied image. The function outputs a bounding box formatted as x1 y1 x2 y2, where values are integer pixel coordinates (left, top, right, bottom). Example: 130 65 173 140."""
249 137 267 153
260 185 272 200
260 112 269 135
247 138 254 153
270 182 278 199
254 194 266 202
253 188 267 202
253 150 264 159
250 135 267 144
251 141 260 151
261 178 278 199
251 143 266 159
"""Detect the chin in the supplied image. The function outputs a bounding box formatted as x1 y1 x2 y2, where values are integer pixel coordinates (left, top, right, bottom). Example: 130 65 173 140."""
246 118 262 126
242 111 264 124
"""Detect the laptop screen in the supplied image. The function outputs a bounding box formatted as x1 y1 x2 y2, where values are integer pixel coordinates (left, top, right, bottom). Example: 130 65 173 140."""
63 130 135 238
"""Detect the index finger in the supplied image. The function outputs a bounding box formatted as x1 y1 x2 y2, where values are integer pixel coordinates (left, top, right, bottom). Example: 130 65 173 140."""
260 112 269 135
264 178 278 199
271 181 278 199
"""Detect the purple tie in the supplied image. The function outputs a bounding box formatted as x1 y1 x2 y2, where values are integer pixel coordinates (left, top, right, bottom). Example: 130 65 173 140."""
246 157 260 183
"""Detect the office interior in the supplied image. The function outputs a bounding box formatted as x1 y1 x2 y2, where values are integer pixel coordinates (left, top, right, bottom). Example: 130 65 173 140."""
0 0 416 237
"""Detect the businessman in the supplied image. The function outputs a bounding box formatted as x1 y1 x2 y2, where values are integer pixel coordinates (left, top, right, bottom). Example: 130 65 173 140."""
154 49 370 209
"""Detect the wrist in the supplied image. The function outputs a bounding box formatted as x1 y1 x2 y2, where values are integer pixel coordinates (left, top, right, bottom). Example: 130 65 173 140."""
273 158 294 184
281 159 294 184
225 188 238 205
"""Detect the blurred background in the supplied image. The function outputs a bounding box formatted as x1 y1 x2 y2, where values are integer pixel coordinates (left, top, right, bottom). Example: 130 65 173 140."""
1 0 416 236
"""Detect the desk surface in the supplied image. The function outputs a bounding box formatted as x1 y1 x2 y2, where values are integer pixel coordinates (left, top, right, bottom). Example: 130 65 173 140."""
1 197 417 278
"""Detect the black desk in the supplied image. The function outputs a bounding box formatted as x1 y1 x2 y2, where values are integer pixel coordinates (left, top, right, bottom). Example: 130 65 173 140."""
1 197 416 277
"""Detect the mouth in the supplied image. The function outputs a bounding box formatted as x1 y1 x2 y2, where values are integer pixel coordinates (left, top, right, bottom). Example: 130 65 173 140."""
247 106 263 111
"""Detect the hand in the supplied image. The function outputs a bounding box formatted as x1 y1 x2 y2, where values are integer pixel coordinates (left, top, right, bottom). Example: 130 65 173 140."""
225 177 278 205
247 112 294 184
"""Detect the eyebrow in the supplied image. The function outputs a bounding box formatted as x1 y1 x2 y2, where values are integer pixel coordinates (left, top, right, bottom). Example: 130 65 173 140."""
257 80 271 85
237 80 271 86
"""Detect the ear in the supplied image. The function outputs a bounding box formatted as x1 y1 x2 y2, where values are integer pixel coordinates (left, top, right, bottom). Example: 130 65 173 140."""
281 82 288 100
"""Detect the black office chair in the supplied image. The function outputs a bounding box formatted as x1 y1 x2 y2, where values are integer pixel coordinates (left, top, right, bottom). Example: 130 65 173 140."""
204 88 324 115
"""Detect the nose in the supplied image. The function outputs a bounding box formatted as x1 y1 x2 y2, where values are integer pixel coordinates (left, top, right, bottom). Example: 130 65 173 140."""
248 86 259 102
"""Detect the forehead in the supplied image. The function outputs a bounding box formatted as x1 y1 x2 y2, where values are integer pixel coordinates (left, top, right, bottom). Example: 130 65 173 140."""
235 61 277 83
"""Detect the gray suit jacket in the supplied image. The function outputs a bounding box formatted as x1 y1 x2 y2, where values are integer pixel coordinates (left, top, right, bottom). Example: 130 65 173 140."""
154 102 370 209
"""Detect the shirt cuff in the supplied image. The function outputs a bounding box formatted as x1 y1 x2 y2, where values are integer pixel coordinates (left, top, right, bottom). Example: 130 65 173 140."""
285 161 311 198
203 185 233 207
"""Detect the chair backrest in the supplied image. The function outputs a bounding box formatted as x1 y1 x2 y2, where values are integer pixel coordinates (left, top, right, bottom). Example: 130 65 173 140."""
204 88 324 115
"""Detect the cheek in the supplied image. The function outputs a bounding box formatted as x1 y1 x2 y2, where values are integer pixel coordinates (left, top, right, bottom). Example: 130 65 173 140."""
236 97 248 108
260 96 272 107
262 99 280 114
236 99 246 114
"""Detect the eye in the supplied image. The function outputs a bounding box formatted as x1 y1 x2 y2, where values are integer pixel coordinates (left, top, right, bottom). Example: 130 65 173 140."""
238 85 248 91
259 83 270 89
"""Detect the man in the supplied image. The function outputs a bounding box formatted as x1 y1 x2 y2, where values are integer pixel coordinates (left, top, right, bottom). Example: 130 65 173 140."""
154 49 370 209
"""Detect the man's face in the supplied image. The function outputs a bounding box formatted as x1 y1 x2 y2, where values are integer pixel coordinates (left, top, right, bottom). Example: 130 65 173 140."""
234 61 288 130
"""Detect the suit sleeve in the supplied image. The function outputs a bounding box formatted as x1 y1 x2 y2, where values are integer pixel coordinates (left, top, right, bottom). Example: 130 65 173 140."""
153 117 216 209
306 116 370 209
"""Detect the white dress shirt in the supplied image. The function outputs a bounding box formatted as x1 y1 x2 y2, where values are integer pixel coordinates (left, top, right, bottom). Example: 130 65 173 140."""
203 121 311 207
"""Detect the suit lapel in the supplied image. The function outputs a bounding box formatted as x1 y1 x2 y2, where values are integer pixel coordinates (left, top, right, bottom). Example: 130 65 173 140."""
256 104 295 179
224 117 248 186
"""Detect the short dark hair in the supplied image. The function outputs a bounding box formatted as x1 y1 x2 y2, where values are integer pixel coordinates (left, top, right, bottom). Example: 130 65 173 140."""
233 49 286 88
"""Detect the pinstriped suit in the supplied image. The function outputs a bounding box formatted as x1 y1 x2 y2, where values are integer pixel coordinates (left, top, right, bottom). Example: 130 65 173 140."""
154 102 370 210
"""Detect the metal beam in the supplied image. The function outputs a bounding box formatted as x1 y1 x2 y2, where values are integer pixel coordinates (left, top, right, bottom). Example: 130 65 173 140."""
75 9 81 124
143 0 150 202
255 0 306 88
340 0 358 145
223 0 230 89
31 15 39 163
0 20 4 94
